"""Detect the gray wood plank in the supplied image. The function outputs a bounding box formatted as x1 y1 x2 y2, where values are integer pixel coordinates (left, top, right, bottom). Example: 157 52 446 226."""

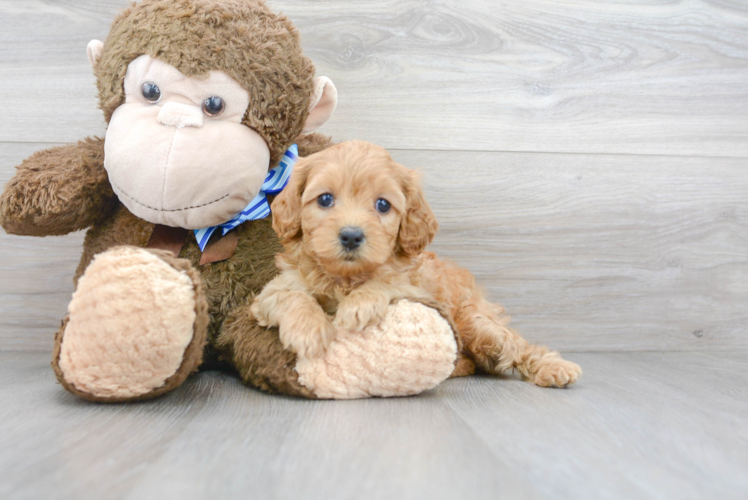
1 0 747 156
1 351 745 500
0 143 84 350
393 149 748 352
442 351 748 500
0 1 114 144
122 383 539 500
0 352 540 500
2 145 746 352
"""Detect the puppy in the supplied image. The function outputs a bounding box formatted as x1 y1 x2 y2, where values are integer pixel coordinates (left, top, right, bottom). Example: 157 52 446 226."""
251 141 581 387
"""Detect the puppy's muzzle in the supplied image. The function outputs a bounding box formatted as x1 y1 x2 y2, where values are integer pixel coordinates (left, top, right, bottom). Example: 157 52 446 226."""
339 226 365 251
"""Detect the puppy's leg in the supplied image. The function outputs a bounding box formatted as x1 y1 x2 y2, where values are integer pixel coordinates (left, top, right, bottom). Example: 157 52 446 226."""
456 299 581 387
251 271 335 359
422 256 581 387
449 353 476 378
334 281 430 331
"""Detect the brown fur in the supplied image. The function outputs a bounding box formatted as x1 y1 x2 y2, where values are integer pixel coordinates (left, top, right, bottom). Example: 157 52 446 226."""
0 0 334 397
97 0 315 166
0 138 117 236
0 0 456 402
294 132 334 158
256 141 581 387
2 129 331 400
215 302 316 398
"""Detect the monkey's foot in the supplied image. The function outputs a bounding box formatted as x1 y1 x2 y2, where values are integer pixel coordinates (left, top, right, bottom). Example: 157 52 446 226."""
295 300 458 399
52 246 208 402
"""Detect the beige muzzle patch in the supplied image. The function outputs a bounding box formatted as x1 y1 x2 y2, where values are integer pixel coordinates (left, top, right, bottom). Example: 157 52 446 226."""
157 101 204 128
104 55 271 229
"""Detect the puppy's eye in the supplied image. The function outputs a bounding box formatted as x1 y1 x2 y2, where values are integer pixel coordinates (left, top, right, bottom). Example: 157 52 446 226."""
376 198 391 214
317 193 334 208
203 96 225 117
142 82 162 103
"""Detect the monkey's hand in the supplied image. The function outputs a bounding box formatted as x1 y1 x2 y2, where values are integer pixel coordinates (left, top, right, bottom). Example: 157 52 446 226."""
0 137 116 236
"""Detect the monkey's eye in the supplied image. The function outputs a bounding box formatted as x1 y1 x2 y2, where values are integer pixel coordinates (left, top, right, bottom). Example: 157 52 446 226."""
141 82 161 103
317 193 334 208
375 198 391 214
203 96 225 117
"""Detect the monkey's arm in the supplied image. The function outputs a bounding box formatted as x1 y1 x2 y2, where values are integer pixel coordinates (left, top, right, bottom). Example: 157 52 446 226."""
0 137 117 236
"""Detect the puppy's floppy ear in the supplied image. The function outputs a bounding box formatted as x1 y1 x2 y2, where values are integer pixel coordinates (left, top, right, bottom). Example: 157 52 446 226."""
271 158 313 242
397 170 438 257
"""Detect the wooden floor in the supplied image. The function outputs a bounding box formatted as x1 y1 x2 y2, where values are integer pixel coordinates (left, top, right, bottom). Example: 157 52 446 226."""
1 351 746 500
1 1 747 499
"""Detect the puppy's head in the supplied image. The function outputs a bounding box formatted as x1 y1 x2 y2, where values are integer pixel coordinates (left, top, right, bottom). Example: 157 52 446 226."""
272 141 438 277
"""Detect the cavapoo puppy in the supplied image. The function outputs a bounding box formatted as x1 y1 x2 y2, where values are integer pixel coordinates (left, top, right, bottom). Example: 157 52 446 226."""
251 141 581 387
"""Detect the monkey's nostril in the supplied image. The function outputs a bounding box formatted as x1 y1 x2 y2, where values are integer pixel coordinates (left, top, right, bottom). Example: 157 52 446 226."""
157 102 204 128
339 227 365 251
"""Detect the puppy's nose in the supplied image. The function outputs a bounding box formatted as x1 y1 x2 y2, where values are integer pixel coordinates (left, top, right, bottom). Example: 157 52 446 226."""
339 227 365 251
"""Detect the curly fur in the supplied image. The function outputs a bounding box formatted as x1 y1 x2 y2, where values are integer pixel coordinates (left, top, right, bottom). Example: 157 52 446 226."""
97 0 316 166
254 141 582 387
0 0 461 402
0 0 344 401
0 138 117 236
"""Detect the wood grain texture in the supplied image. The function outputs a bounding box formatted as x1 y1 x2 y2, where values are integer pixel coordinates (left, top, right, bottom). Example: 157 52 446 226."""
395 150 748 352
0 351 745 500
0 143 84 350
3 143 745 352
0 1 112 144
441 351 748 500
0 0 747 156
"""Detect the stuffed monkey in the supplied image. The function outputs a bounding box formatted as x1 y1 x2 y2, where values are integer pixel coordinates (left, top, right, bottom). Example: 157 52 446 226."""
0 0 460 402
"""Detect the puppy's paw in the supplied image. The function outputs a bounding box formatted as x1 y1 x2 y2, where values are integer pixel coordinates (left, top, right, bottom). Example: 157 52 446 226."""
532 357 582 388
333 294 390 332
249 301 270 327
279 313 336 359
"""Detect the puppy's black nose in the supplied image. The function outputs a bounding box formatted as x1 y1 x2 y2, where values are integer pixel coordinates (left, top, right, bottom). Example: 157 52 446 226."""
339 227 365 251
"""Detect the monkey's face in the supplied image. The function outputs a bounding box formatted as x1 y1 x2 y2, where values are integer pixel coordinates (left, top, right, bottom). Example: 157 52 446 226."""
104 55 270 229
88 0 337 230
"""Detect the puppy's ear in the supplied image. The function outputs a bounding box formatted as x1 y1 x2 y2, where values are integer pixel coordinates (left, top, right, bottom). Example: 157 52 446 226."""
397 170 438 257
271 158 313 242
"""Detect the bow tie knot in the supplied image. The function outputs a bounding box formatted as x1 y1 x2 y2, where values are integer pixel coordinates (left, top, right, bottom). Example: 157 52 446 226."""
194 144 298 251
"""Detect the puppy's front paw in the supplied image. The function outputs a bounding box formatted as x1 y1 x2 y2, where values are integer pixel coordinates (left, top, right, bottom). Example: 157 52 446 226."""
249 301 270 327
532 357 582 388
333 294 390 332
279 313 336 359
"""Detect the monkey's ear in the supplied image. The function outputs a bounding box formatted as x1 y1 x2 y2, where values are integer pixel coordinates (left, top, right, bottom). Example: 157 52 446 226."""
302 77 338 133
87 40 104 69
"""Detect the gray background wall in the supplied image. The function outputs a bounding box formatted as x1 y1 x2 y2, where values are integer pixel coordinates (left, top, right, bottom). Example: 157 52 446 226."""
1 0 746 352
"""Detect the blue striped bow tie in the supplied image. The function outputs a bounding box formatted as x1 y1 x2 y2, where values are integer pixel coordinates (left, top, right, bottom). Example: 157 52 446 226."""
193 144 298 251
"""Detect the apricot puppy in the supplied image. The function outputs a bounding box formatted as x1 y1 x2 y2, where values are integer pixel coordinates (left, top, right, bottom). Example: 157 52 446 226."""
251 141 581 387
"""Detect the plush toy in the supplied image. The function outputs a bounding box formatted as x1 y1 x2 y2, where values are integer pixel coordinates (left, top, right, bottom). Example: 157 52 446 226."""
0 0 460 402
